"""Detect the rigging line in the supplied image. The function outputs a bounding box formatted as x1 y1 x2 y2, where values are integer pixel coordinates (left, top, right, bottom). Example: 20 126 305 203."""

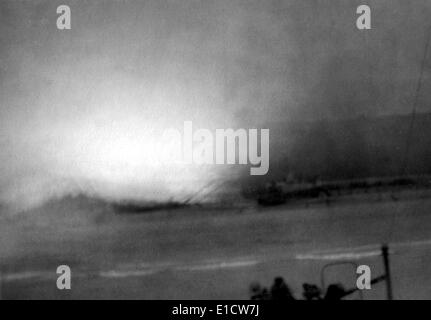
388 26 431 243
401 27 431 176
182 179 221 204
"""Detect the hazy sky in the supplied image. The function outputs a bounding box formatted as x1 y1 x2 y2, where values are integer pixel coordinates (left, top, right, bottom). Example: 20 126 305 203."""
1 0 431 208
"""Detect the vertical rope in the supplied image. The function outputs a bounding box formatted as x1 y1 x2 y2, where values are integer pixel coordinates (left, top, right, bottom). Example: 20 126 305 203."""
401 27 431 175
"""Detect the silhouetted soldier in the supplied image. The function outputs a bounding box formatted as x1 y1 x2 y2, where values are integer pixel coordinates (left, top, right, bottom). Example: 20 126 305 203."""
302 283 323 300
270 277 295 300
324 283 348 300
249 282 270 300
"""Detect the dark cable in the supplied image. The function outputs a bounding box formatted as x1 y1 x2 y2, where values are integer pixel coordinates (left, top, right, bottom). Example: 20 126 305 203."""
401 27 431 175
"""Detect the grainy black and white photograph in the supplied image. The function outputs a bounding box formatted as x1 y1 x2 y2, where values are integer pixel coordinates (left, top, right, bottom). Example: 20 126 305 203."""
1 0 431 302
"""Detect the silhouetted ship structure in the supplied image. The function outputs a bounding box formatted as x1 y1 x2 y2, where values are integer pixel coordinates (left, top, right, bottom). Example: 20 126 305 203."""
257 175 431 206
241 112 431 206
112 200 190 214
